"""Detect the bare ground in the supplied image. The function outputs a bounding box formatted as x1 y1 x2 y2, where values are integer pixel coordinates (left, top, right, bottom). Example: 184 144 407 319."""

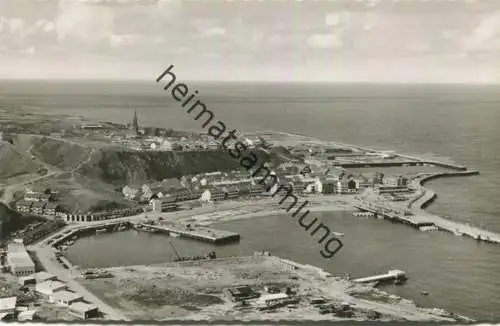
79 256 463 322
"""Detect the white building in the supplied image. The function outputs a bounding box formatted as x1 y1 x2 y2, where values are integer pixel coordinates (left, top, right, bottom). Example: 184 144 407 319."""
150 196 178 212
200 187 226 202
160 139 172 151
34 271 58 283
313 177 323 193
256 293 289 306
69 302 99 320
51 290 83 306
35 280 67 297
6 239 35 277
0 296 17 320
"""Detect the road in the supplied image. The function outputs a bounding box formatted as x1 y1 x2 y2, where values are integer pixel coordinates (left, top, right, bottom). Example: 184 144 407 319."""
28 228 130 321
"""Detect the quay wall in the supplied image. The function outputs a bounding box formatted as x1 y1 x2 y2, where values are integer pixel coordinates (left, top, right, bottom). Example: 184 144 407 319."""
409 170 480 210
337 160 467 170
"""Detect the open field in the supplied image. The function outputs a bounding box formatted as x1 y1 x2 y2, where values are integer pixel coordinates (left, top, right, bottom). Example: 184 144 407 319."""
79 256 465 322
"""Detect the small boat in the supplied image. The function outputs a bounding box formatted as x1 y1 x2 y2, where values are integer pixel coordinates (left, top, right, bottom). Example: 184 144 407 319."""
95 228 107 234
420 291 429 296
333 232 344 237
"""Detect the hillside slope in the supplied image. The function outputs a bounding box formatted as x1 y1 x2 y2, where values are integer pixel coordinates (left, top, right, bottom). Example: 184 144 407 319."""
78 149 244 185
0 140 45 179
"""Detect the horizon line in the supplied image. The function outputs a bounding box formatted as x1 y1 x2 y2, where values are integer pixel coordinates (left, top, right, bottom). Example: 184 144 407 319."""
0 78 499 86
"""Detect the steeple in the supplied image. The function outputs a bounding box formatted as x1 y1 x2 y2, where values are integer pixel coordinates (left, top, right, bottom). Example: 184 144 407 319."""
132 110 139 135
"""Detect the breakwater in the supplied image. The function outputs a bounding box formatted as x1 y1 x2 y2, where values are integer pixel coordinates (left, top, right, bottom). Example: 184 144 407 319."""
410 170 480 210
338 160 467 170
359 169 500 244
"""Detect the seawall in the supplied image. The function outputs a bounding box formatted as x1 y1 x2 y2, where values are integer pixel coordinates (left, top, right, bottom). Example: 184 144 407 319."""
410 170 480 210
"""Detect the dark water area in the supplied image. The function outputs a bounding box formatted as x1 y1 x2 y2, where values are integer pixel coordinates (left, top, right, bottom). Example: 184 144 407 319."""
66 212 500 321
2 81 500 320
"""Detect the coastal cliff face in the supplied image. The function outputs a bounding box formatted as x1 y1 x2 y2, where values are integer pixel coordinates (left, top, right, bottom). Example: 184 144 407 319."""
78 149 243 185
1 134 289 214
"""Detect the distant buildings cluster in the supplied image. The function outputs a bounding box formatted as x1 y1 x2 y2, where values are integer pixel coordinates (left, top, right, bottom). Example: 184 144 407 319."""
15 187 62 218
123 168 410 215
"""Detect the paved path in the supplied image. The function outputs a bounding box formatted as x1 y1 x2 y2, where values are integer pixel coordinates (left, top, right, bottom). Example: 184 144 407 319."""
29 229 130 321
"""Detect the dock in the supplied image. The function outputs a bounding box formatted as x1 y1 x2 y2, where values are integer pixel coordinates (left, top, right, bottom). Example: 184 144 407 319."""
353 270 407 284
354 169 500 245
138 222 240 244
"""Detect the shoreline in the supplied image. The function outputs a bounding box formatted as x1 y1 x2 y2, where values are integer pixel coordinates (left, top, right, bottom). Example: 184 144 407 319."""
79 255 472 322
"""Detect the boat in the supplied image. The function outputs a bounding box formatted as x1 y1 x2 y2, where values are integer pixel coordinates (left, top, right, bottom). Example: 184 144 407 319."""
420 291 429 296
332 232 344 237
95 228 107 234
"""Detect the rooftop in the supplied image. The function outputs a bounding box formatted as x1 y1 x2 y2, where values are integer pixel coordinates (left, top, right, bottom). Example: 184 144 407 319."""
0 296 17 312
36 280 67 292
7 251 35 269
258 293 289 303
53 290 83 302
34 271 56 282
69 301 98 313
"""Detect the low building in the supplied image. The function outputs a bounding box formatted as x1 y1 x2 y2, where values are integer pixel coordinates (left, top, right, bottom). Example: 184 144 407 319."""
223 186 240 200
34 271 58 283
223 286 260 302
18 275 36 286
7 240 35 277
150 196 178 212
172 188 202 202
355 177 373 190
17 310 37 321
321 180 337 194
257 293 289 306
69 302 99 320
313 177 323 193
15 200 33 214
51 290 83 306
44 202 60 216
382 176 399 187
337 179 357 194
31 202 46 216
35 280 67 297
0 296 17 320
200 187 226 202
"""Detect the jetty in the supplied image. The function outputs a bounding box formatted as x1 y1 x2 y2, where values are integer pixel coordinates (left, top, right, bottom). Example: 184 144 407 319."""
354 169 500 245
353 270 407 284
137 222 240 244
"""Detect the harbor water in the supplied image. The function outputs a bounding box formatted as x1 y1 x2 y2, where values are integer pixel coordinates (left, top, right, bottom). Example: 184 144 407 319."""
2 81 500 320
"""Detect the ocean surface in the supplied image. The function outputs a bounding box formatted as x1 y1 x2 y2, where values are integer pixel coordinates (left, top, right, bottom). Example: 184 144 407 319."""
1 80 500 320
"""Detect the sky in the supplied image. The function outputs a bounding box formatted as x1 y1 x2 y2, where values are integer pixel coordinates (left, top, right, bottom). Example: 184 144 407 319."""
0 0 500 83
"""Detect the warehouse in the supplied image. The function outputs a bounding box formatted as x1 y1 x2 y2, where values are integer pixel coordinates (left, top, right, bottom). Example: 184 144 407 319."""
69 302 99 320
51 290 83 306
6 240 35 277
36 280 67 297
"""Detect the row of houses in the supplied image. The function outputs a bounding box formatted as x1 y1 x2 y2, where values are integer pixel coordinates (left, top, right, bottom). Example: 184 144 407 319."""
16 201 61 217
150 184 267 212
147 173 411 213
63 207 144 223
24 187 55 202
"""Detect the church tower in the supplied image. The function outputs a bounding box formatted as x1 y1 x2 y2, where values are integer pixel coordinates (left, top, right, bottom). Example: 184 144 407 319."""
132 110 139 135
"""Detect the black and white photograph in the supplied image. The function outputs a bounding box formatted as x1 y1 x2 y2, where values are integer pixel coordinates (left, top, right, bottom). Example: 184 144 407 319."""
0 0 499 323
